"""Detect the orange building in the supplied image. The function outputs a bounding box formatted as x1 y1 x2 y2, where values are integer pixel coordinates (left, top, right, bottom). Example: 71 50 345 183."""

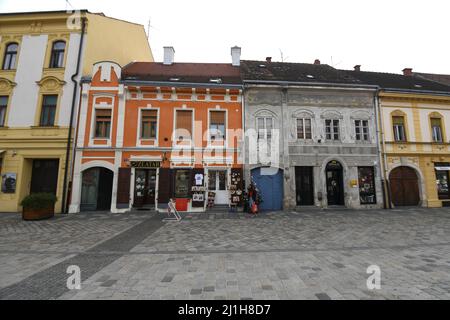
69 47 244 213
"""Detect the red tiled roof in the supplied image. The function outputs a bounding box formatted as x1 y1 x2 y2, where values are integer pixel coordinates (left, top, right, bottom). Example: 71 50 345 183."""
122 62 241 85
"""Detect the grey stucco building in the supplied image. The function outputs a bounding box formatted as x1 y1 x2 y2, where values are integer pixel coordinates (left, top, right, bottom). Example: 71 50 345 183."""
241 60 384 210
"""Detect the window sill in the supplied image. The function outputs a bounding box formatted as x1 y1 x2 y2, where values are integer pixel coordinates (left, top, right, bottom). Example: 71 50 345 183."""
30 126 60 129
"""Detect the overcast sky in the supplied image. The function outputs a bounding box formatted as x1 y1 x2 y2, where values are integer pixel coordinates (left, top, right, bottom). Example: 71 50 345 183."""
1 0 449 74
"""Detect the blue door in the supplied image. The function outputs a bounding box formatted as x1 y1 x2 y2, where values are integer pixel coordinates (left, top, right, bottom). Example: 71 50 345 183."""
251 167 283 211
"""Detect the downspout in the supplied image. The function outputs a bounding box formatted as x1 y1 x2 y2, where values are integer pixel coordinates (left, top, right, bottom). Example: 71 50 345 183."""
373 88 386 209
375 89 391 209
61 17 86 214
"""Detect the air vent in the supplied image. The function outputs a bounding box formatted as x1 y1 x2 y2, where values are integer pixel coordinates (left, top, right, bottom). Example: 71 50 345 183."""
259 64 266 68
169 77 181 81
306 75 315 79
414 84 422 88
209 78 222 84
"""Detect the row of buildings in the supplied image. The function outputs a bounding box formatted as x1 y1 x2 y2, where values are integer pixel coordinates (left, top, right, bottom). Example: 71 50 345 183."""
0 10 449 214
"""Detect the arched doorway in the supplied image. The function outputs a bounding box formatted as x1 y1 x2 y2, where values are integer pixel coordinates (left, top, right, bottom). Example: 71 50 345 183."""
326 161 344 205
250 167 283 211
80 167 113 211
389 166 420 206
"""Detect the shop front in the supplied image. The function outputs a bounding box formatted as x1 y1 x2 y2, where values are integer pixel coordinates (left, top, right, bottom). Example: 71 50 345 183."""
435 162 450 207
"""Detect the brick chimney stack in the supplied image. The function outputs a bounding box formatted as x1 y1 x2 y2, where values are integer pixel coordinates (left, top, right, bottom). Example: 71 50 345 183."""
266 57 272 63
314 59 321 65
403 68 413 76
354 65 361 72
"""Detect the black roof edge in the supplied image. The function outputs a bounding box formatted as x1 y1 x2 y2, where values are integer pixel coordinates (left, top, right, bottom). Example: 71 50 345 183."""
0 9 90 16
242 79 378 90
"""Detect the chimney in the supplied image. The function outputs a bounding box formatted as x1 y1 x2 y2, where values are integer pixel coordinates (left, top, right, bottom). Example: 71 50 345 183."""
231 46 241 66
354 65 361 72
314 59 321 65
402 68 413 76
163 46 175 65
266 57 272 63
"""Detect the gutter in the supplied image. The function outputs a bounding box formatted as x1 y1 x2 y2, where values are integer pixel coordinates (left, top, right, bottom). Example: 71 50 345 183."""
121 79 243 90
61 17 86 214
243 79 378 91
373 88 391 209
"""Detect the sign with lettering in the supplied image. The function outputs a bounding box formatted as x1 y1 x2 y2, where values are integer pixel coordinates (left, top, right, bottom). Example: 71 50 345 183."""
130 161 161 168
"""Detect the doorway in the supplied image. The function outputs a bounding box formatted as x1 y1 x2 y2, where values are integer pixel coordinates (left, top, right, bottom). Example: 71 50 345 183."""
295 166 314 205
80 167 113 211
326 161 344 206
30 159 59 195
389 166 420 206
208 169 228 205
133 169 156 208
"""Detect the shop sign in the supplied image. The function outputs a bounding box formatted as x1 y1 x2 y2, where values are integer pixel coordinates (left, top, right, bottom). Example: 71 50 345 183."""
130 161 161 168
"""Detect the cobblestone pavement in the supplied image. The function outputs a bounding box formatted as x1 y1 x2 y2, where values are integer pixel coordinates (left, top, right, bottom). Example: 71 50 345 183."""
0 208 449 299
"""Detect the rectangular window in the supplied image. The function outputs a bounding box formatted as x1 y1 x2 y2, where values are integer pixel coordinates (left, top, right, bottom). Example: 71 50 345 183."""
257 117 273 140
0 96 8 127
355 120 369 141
431 118 443 142
297 118 312 140
94 109 112 138
175 110 193 141
209 110 226 141
435 166 450 200
174 169 191 198
325 119 339 140
393 116 406 142
141 109 157 139
358 166 376 204
39 95 57 127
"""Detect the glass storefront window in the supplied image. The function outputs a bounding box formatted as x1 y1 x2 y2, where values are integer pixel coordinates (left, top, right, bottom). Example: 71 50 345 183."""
358 166 376 204
435 169 450 200
174 169 190 198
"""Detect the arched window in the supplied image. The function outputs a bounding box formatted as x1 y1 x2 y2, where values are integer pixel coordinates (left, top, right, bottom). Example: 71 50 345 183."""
49 41 65 68
2 43 18 70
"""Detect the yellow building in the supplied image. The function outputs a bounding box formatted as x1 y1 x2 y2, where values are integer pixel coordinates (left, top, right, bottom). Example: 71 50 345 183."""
0 10 153 214
347 68 450 208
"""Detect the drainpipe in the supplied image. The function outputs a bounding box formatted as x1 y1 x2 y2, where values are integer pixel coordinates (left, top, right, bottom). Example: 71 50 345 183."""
374 89 391 209
61 17 86 214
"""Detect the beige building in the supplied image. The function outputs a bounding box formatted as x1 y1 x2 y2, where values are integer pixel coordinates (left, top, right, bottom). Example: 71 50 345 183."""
0 10 153 214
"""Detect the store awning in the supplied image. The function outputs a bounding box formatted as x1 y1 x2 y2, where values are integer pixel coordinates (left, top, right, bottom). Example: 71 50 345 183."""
435 166 450 171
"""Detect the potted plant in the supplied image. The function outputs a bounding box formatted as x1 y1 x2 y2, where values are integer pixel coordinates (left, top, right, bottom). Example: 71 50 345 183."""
21 193 57 221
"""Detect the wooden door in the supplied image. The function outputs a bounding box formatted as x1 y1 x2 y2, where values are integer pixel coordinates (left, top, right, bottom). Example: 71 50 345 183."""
30 159 59 195
389 167 420 206
295 166 314 205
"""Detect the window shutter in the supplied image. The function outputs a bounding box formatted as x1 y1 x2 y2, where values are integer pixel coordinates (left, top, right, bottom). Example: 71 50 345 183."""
210 111 225 124
176 110 192 135
116 168 131 208
158 168 172 204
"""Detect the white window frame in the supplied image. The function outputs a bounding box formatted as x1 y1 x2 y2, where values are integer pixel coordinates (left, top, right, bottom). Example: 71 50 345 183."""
325 119 340 141
88 94 115 147
354 119 369 142
256 116 273 141
207 108 228 148
137 106 159 147
296 117 312 140
173 107 194 148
